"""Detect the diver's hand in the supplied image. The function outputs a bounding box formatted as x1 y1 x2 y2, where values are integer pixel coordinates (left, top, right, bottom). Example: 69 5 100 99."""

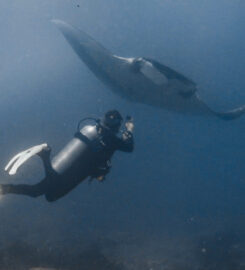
96 175 105 182
125 116 134 133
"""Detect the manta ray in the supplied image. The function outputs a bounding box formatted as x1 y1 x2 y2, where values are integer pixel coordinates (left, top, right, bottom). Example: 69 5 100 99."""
53 19 245 120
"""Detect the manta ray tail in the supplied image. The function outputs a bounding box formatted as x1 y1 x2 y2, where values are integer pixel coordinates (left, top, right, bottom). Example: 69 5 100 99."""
212 105 245 120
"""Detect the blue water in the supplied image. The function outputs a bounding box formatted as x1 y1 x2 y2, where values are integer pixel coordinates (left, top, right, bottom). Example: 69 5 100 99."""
0 1 245 269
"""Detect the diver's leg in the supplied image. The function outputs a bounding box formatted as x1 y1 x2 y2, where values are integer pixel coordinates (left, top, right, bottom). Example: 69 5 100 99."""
37 146 54 177
0 178 49 198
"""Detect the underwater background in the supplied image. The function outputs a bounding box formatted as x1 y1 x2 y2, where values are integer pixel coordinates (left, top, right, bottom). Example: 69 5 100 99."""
0 0 245 269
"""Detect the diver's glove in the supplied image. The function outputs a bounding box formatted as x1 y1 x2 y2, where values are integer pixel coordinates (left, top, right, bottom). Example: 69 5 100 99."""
125 116 134 133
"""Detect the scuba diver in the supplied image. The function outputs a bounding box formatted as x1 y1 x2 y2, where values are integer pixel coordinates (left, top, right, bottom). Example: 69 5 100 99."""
0 110 134 202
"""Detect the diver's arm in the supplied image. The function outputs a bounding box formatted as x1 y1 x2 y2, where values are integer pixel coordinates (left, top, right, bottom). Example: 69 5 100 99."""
120 131 134 152
117 117 134 152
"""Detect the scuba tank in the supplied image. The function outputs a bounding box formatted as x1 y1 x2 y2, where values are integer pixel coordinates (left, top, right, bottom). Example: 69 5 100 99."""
51 124 100 176
45 118 103 201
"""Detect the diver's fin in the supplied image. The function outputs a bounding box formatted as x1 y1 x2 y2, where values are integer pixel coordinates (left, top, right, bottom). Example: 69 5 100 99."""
5 143 48 175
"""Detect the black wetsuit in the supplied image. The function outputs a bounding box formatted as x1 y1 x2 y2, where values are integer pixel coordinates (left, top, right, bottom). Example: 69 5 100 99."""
90 127 133 176
1 126 134 202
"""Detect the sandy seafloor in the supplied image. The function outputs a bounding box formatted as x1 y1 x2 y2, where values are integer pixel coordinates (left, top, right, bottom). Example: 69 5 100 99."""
0 216 245 270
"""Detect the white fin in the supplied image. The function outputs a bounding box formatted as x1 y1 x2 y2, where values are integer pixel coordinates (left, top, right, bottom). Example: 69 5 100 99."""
5 143 48 175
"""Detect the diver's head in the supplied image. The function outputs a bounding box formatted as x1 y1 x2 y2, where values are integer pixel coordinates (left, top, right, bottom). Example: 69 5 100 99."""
102 110 123 132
